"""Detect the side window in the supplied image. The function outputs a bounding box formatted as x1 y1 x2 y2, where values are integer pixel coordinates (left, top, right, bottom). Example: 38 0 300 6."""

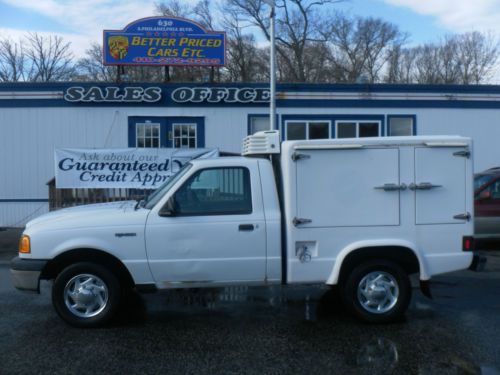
285 121 331 140
136 122 160 148
388 116 415 136
483 180 500 200
336 121 381 138
249 116 270 135
173 167 252 215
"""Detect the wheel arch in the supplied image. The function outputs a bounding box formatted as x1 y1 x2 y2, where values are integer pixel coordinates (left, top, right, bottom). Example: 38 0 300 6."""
41 248 135 288
326 240 428 285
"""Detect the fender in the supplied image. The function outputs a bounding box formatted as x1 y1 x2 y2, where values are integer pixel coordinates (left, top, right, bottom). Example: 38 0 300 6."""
49 237 122 259
46 236 154 284
325 239 430 285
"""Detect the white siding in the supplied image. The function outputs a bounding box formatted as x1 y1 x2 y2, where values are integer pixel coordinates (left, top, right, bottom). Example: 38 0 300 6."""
0 203 49 228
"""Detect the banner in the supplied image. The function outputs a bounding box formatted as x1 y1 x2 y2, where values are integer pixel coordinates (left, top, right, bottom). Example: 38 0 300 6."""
55 148 218 189
103 16 226 66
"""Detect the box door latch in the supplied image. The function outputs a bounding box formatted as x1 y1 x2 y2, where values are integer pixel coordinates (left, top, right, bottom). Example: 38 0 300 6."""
293 217 312 226
453 150 470 158
453 212 471 221
291 153 310 162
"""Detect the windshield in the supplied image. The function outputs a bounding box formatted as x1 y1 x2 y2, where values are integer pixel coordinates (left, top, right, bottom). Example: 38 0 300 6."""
144 163 193 209
474 174 494 191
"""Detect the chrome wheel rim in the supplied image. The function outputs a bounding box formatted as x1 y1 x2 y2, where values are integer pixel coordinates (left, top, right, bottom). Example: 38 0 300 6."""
357 271 399 314
64 274 109 318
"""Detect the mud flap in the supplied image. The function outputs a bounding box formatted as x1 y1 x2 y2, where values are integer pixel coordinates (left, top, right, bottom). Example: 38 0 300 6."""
469 254 487 272
420 280 432 299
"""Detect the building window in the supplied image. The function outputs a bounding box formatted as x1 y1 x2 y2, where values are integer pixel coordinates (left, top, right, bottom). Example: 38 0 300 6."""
136 122 160 148
249 116 270 135
285 121 331 140
336 121 381 138
388 116 415 136
173 123 197 148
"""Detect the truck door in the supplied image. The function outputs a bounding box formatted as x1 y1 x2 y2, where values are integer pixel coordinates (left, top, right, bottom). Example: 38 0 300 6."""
295 147 401 228
145 164 267 286
414 146 467 224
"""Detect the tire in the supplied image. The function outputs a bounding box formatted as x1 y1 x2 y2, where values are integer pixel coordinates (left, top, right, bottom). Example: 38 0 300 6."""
341 260 411 324
52 262 121 328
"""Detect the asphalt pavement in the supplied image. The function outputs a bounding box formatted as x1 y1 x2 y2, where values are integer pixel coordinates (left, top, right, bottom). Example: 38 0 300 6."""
1 229 499 374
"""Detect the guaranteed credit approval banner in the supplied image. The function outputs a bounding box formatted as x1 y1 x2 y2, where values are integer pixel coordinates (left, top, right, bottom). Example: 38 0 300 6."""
55 148 218 189
103 16 226 66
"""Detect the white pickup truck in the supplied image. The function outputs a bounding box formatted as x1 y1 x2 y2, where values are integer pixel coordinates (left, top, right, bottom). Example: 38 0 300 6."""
11 132 476 327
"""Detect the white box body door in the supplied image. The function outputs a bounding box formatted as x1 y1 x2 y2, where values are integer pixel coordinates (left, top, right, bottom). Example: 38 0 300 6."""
295 148 401 227
414 147 467 224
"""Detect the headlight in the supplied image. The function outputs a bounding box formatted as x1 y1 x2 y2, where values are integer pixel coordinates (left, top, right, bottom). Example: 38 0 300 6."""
19 235 31 254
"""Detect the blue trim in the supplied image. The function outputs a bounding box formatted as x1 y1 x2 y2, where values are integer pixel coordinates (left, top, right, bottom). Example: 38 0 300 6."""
387 115 417 136
0 199 49 203
3 82 500 109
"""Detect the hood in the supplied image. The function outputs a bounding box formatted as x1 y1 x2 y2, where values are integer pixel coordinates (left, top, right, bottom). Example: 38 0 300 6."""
26 200 148 231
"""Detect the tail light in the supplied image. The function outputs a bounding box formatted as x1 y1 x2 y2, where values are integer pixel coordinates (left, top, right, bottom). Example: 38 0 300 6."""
462 236 474 251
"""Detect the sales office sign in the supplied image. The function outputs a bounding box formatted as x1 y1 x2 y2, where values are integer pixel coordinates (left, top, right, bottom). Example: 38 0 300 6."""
63 86 270 104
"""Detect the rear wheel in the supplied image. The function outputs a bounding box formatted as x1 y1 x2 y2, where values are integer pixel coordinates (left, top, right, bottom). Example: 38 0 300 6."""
52 262 121 328
341 260 411 323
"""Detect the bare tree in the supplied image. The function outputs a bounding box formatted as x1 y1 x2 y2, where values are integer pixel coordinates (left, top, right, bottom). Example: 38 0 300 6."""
76 43 116 82
0 38 26 82
325 14 406 83
385 45 417 83
24 33 75 82
155 0 192 18
457 31 498 84
219 4 266 82
386 31 498 84
226 0 344 82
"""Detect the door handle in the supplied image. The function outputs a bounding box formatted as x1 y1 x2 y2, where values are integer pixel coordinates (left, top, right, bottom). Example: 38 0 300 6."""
374 183 407 191
408 182 442 191
239 224 254 231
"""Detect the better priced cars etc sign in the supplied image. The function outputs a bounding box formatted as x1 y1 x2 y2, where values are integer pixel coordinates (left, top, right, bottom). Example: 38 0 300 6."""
103 16 226 66
55 148 218 189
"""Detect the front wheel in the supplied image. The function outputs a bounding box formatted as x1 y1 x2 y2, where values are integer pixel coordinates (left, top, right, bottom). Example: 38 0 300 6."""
52 262 121 328
341 260 411 323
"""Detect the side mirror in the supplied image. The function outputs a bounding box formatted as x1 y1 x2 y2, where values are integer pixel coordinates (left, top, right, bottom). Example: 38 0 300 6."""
159 196 176 217
477 191 492 200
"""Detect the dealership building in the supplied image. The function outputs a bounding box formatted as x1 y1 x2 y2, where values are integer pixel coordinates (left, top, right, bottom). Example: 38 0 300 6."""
1 82 500 226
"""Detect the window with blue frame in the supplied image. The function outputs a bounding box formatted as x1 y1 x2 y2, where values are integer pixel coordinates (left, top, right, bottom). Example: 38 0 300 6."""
285 120 331 140
248 115 271 135
387 115 416 136
136 122 161 148
172 123 197 148
335 120 381 138
128 116 205 148
282 115 384 140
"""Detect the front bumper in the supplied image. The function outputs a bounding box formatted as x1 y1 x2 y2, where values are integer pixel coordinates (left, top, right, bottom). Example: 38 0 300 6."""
10 257 48 293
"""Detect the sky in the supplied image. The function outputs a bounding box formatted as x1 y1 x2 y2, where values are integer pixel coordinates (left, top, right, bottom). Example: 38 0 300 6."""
0 0 499 58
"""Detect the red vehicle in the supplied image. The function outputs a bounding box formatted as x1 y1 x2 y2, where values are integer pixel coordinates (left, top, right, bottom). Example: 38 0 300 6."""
474 167 500 238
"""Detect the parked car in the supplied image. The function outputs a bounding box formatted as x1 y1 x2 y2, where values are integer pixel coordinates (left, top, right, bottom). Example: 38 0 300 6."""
474 167 500 238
